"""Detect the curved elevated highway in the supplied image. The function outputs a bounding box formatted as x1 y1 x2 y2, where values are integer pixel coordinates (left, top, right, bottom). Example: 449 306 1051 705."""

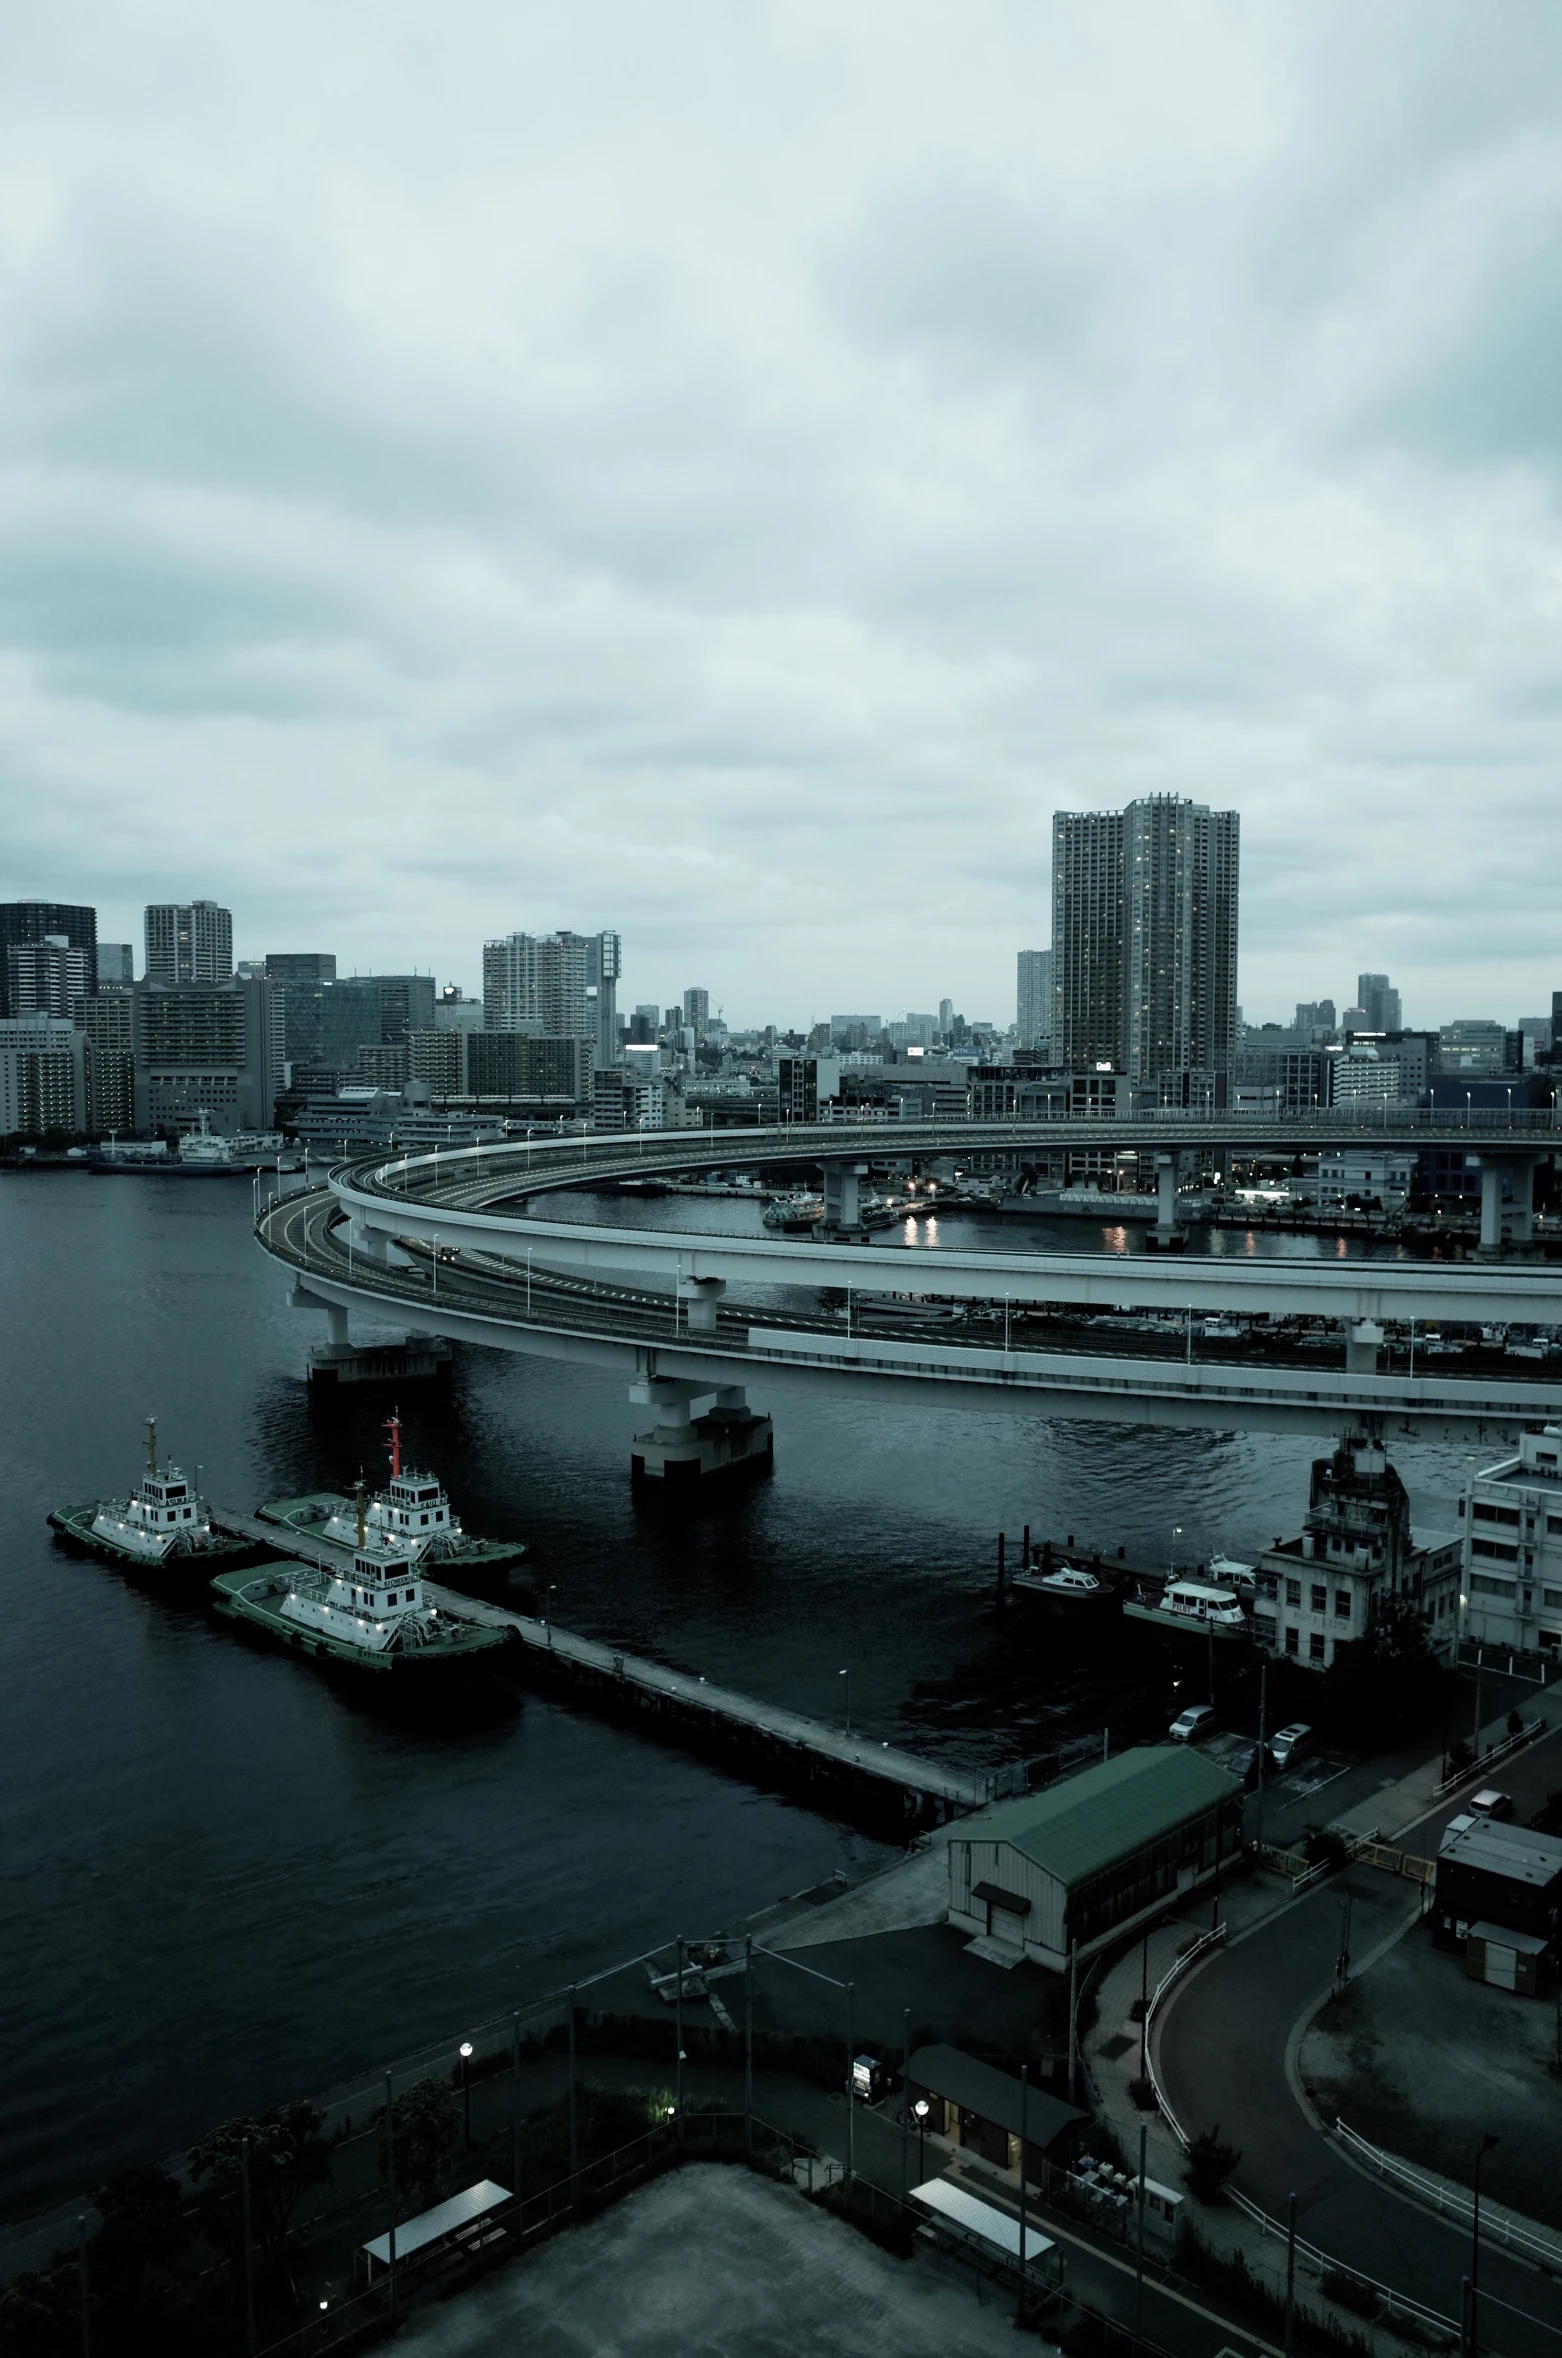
255 1118 1562 1438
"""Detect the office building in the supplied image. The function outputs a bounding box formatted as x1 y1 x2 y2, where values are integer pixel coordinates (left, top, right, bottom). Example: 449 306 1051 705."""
0 902 98 1019
1356 974 1402 1032
144 900 233 986
483 932 592 1038
1016 950 1052 1055
1461 1426 1562 1659
132 977 284 1134
1052 799 1238 1087
318 974 436 1071
682 986 709 1034
629 1004 660 1046
97 944 135 988
0 1018 87 1137
1437 1020 1519 1077
265 953 338 1069
1252 1433 1460 1670
777 1055 841 1122
1294 999 1337 1039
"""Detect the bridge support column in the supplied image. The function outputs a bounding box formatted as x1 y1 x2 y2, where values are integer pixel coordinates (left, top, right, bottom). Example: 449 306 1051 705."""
1148 1154 1187 1252
350 1214 391 1265
678 1275 726 1333
629 1377 774 1489
1345 1320 1383 1374
819 1161 868 1239
1474 1153 1543 1256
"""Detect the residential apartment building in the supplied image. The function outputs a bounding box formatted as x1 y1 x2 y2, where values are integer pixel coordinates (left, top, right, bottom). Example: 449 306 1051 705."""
1052 798 1238 1088
0 902 98 1019
1016 950 1053 1055
1462 1429 1562 1660
132 977 284 1134
144 900 233 986
1253 1432 1461 1669
467 1031 594 1104
483 931 595 1037
0 1018 86 1137
5 933 91 1019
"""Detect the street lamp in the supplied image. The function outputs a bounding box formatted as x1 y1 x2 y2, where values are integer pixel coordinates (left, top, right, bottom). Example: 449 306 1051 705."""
459 2041 474 2149
914 2097 929 2181
546 1585 557 1647
840 1667 851 1736
1470 2131 1498 2355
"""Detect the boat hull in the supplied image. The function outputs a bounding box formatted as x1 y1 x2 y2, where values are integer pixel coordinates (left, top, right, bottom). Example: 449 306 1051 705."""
254 1493 529 1586
48 1503 261 1578
210 1566 517 1682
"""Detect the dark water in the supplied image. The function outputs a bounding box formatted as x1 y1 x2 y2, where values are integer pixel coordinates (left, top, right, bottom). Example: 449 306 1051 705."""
0 1174 1470 2225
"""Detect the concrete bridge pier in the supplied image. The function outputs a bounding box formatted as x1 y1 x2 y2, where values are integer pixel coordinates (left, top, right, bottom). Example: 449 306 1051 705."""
348 1213 392 1264
819 1160 868 1239
1345 1320 1383 1374
1148 1154 1187 1252
678 1273 726 1332
629 1372 774 1488
1475 1152 1542 1255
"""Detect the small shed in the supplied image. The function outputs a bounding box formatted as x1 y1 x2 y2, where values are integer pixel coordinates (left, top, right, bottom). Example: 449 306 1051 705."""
906 2044 1085 2175
1465 1921 1551 1998
947 1746 1245 1969
1434 1816 1562 1949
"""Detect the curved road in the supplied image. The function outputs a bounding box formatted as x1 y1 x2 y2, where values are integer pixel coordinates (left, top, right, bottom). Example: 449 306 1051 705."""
1157 1741 1562 2356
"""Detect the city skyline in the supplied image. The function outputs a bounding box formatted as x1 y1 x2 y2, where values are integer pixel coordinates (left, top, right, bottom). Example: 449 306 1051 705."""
4 9 1562 1021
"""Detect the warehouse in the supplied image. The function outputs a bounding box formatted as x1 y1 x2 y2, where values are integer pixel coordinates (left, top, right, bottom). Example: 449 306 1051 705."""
1433 1815 1562 1954
947 1746 1245 1970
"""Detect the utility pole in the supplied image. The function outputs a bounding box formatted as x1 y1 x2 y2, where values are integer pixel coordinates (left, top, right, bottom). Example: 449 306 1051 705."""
384 2070 397 2323
745 1939 754 2161
1067 1943 1079 2105
1018 2066 1030 2319
1135 2124 1148 2344
241 2136 255 2357
900 2006 911 2205
675 1939 684 2140
1285 2192 1297 2358
1255 1660 1268 1857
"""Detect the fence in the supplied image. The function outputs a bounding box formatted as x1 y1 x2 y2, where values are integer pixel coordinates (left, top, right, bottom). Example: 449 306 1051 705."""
1332 2120 1562 2273
1139 1922 1227 2148
1432 1714 1546 1801
1257 1843 1334 1894
1344 1837 1435 1888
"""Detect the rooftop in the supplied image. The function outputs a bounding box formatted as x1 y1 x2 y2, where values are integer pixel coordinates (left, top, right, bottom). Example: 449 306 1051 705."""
1438 1816 1562 1888
972 1745 1241 1890
906 2045 1085 2150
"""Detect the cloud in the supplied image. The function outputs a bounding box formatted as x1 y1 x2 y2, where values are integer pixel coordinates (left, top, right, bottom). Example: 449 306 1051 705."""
0 1 1560 1023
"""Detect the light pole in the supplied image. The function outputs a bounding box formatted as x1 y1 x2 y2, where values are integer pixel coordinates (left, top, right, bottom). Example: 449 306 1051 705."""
840 1666 851 1737
459 2040 474 2149
546 1584 556 1648
914 2097 929 2182
1470 2132 1498 2356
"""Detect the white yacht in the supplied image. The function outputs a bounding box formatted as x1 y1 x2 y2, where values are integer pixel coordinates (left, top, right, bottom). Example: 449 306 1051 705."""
1013 1561 1114 1607
1123 1577 1251 1641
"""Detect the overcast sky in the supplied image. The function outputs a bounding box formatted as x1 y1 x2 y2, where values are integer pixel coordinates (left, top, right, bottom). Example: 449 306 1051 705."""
2 5 1560 1029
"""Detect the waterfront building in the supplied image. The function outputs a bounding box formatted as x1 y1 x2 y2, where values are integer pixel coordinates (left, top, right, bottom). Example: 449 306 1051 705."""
318 974 436 1070
946 1746 1243 1969
293 1085 505 1152
1460 1427 1562 1660
132 976 284 1134
1357 974 1402 1032
0 1017 86 1137
1316 1147 1414 1212
1252 1433 1461 1670
144 900 233 986
1016 949 1052 1054
78 992 136 1133
97 943 135 988
0 901 98 1019
265 953 338 1069
588 933 622 1069
1051 797 1238 1089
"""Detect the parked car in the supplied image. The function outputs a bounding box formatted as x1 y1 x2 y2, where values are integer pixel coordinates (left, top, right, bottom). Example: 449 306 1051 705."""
1168 1704 1215 1744
1268 1723 1313 1771
1469 1788 1514 1820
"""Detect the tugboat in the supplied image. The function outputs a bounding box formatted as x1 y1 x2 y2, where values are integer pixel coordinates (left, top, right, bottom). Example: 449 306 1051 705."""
254 1413 528 1583
49 1421 256 1576
210 1491 515 1686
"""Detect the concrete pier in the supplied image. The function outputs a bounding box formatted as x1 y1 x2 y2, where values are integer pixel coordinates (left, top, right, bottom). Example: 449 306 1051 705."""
628 1374 773 1486
289 1277 453 1388
207 1503 980 1833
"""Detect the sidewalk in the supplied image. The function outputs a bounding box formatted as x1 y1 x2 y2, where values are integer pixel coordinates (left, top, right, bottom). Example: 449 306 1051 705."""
1329 1703 1554 1843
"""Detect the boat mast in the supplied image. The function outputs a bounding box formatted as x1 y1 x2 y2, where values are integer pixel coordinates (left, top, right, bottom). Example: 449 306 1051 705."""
384 1409 401 1481
356 1480 366 1549
146 1417 157 1479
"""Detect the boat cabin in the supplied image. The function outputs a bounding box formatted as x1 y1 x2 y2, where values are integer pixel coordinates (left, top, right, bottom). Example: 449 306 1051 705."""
384 1473 452 1538
1163 1580 1246 1628
132 1471 198 1530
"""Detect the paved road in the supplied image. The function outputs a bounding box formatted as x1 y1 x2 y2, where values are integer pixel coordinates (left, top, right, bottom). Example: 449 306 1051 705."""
1156 1865 1558 2356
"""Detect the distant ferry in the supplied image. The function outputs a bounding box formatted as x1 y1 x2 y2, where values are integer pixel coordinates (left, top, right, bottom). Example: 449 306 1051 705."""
764 1191 823 1232
48 1420 256 1575
92 1115 287 1176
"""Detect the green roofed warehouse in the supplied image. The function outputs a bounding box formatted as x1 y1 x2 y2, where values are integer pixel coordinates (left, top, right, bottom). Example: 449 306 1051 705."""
947 1745 1244 1970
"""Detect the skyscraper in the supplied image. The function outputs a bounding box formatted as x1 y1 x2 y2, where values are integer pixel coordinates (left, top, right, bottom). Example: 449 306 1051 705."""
5 935 91 1019
1356 974 1402 1032
1016 950 1053 1054
1052 797 1239 1084
0 901 98 1019
682 986 709 1034
265 952 338 1069
97 944 135 988
588 933 622 1068
144 900 233 986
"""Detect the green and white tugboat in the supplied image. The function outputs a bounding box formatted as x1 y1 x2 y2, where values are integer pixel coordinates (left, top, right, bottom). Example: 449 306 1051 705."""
254 1412 528 1586
49 1421 256 1577
210 1490 515 1687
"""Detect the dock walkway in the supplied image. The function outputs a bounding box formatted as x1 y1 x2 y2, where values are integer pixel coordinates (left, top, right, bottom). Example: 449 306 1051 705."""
210 1506 983 1832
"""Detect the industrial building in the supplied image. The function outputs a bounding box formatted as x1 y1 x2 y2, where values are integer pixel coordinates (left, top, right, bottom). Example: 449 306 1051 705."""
946 1747 1244 1970
1461 1427 1562 1659
1252 1430 1462 1670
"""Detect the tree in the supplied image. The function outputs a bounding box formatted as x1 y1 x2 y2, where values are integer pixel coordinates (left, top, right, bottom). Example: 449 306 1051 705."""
92 2164 186 2334
188 2104 330 2302
1185 2124 1242 2204
1319 1597 1447 1745
379 2080 459 2216
0 2265 77 2358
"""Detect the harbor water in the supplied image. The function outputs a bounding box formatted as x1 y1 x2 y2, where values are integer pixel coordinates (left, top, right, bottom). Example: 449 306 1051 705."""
0 1173 1471 2227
